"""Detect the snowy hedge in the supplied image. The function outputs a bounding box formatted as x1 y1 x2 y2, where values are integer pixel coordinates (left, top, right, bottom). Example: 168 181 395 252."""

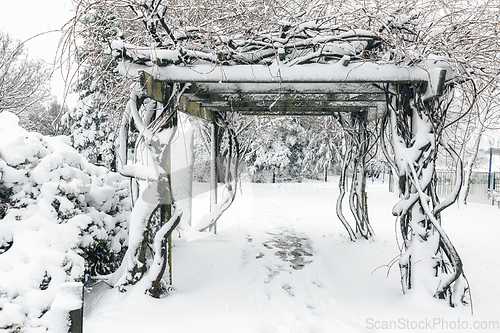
0 112 130 332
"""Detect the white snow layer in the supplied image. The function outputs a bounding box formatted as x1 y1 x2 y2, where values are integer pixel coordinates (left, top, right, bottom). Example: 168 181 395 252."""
83 180 500 333
0 112 129 332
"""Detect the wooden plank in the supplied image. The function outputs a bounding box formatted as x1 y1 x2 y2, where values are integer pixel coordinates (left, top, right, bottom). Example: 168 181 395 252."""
186 92 386 103
198 100 381 109
141 71 166 102
147 62 429 84
180 96 215 122
210 106 376 114
186 82 385 95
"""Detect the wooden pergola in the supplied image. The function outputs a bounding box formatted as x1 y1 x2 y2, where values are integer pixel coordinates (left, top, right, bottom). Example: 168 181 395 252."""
68 26 468 332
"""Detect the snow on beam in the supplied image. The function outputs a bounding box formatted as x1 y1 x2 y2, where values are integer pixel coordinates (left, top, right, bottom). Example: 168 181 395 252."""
119 59 431 85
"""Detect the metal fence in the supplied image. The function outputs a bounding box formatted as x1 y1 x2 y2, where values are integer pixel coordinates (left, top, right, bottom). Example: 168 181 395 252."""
435 170 500 205
387 169 500 205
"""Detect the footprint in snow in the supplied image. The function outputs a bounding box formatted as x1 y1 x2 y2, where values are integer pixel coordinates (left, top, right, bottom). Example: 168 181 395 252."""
262 228 314 270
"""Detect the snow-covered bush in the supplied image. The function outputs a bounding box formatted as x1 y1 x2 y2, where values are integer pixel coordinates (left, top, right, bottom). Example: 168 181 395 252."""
0 112 130 332
245 117 307 183
63 94 118 170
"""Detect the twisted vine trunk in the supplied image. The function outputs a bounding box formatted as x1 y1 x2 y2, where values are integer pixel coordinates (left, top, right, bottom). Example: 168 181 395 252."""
349 111 374 239
336 136 356 241
195 124 240 232
386 81 469 307
334 112 374 241
106 81 188 297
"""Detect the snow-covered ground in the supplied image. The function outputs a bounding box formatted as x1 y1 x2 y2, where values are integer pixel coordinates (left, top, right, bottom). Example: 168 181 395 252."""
83 179 500 332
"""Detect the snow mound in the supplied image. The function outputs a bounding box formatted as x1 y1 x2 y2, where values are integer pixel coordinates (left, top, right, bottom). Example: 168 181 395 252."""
0 112 130 332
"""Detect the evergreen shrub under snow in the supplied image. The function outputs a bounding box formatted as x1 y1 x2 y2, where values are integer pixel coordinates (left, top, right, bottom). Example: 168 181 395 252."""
0 112 130 332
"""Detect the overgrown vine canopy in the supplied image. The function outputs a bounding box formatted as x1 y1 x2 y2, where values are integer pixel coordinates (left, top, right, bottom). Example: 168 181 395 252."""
61 0 500 86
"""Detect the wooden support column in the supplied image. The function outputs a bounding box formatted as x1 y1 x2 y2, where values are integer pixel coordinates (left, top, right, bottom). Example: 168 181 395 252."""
161 103 176 284
68 283 84 333
161 142 173 283
210 120 219 233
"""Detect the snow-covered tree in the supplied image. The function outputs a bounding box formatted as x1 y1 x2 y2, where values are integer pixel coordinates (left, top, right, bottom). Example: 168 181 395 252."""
62 6 133 170
246 117 307 183
64 94 118 168
21 99 70 136
301 116 343 182
0 30 51 120
445 82 500 204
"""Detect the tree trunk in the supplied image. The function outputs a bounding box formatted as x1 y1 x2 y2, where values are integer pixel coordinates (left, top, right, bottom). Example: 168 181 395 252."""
110 85 187 296
460 105 487 204
348 112 374 239
336 137 356 241
387 82 469 306
195 128 240 232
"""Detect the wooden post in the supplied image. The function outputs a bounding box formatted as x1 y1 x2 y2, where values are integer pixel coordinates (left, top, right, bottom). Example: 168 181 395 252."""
68 284 84 333
69 308 83 333
160 203 172 283
210 121 218 233
488 147 493 192
163 115 174 283
155 80 175 284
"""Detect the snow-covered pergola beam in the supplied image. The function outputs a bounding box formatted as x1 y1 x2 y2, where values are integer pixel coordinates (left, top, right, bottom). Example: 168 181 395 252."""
181 96 379 117
143 71 386 118
238 107 376 116
194 100 381 109
186 91 386 102
123 61 430 84
198 105 378 115
186 82 387 96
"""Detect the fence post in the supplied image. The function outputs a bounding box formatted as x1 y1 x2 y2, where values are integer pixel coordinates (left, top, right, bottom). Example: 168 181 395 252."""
388 169 393 193
488 148 492 192
69 284 84 333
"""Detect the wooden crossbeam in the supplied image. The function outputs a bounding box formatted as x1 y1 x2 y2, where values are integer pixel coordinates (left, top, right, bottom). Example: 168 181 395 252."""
185 92 386 103
142 62 429 84
185 82 386 95
141 71 391 120
238 107 375 116
197 101 381 109
179 96 215 122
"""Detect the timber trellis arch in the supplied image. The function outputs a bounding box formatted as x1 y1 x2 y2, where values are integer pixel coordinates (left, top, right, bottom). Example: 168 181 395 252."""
99 21 469 327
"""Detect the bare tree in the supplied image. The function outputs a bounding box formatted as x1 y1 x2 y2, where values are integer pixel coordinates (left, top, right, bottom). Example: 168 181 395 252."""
20 99 70 136
0 31 51 117
445 81 500 204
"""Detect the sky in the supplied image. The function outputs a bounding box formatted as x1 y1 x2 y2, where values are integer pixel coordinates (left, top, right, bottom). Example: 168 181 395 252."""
0 0 78 106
